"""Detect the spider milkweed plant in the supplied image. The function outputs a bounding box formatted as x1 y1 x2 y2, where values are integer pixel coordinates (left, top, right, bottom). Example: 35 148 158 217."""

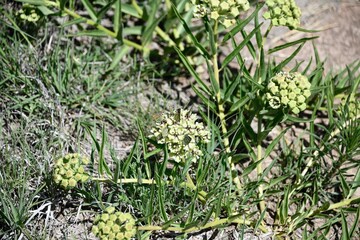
35 0 359 239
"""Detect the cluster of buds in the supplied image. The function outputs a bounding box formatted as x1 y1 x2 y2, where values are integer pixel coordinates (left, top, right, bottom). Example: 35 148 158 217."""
340 93 359 118
92 207 136 240
53 153 90 189
16 4 41 23
266 72 311 114
263 0 301 29
149 109 211 163
191 0 250 28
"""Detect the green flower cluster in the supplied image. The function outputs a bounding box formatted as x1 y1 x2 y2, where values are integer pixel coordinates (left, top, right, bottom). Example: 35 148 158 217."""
92 207 136 240
340 94 359 118
263 0 301 29
53 153 90 189
266 72 311 114
149 109 211 163
191 0 250 28
16 4 41 23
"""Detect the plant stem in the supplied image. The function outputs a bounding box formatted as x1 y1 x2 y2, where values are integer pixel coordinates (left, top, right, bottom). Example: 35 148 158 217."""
138 215 268 233
257 114 266 214
211 20 243 193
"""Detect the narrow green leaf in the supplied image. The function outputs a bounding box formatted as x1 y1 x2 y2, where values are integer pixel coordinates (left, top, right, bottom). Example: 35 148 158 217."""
240 30 256 60
174 47 211 94
263 128 288 159
223 75 240 102
144 148 162 160
171 3 209 58
61 18 86 27
37 5 55 15
264 175 289 190
348 167 360 198
123 26 142 36
99 126 111 176
114 0 123 41
142 16 165 47
339 172 350 198
254 11 262 48
81 0 98 22
121 139 138 175
274 43 305 72
254 207 266 232
121 3 140 17
221 23 263 70
229 95 250 114
137 120 151 178
206 58 219 94
204 17 216 56
285 114 315 123
341 210 350 240
349 207 360 237
268 37 318 54
279 187 290 224
14 0 46 5
163 205 191 229
69 30 108 37
157 175 168 222
192 86 217 113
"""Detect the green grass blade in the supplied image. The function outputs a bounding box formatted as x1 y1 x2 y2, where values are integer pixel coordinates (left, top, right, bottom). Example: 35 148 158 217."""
107 46 131 72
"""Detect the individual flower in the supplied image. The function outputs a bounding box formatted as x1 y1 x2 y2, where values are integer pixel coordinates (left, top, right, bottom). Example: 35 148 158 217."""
149 109 211 163
190 0 250 28
266 72 311 114
53 153 90 189
263 0 301 29
92 207 136 240
16 4 41 23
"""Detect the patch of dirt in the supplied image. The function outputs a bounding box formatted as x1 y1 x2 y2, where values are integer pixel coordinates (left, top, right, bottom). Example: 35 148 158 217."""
264 0 360 72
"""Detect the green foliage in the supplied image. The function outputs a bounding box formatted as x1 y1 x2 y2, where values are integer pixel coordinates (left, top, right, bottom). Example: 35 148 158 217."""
1 0 359 239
